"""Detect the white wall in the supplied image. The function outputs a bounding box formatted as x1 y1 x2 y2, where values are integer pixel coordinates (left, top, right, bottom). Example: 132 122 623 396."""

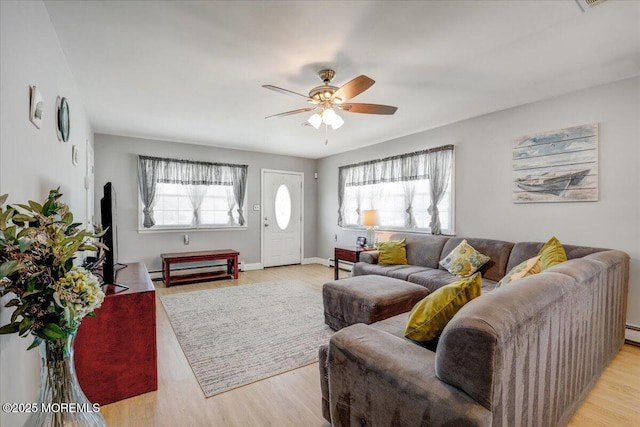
0 1 94 425
93 134 318 272
317 76 640 328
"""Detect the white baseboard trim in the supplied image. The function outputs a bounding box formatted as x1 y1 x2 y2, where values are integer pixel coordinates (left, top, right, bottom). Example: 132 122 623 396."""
242 262 263 271
303 257 329 266
625 324 640 345
326 258 354 272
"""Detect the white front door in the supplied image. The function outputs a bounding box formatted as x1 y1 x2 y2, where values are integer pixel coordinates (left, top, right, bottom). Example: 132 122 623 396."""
262 170 303 267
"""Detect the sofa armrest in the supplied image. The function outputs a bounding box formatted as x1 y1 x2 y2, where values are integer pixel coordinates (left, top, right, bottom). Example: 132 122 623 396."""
327 323 491 427
359 250 378 264
436 271 574 411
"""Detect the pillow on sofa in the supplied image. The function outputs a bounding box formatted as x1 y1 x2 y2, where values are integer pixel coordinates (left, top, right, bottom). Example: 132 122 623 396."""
439 240 490 277
538 236 567 271
404 272 481 342
377 239 408 265
496 256 541 288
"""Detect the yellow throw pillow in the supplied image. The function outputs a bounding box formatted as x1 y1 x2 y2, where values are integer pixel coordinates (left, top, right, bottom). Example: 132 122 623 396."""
439 240 491 277
404 272 482 342
377 239 408 265
538 236 567 271
496 256 541 288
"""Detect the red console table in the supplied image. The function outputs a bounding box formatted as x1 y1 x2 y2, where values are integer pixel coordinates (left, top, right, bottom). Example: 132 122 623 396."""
161 249 239 287
75 262 157 405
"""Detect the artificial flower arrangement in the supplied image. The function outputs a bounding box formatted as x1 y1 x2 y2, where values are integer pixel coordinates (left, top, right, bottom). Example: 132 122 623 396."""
0 189 109 426
0 189 106 344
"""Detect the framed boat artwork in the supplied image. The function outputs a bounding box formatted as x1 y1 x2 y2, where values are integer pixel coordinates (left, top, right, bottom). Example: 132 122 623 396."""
513 123 598 203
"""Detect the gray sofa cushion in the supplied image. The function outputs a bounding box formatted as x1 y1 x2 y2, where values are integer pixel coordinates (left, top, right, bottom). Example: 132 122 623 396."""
352 262 406 277
369 312 410 338
407 268 498 293
385 265 433 281
506 241 605 272
439 237 514 282
389 232 450 268
370 312 440 352
352 259 432 280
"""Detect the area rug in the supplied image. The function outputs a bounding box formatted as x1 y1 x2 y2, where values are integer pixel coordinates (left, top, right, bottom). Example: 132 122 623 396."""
160 281 333 397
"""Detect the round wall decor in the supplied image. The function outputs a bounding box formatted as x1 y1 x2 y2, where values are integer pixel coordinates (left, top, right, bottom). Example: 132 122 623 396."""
57 96 70 142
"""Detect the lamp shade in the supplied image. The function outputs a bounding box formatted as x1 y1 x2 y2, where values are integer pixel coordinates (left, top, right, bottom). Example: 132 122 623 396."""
307 113 322 129
330 113 344 129
362 210 379 227
322 108 337 125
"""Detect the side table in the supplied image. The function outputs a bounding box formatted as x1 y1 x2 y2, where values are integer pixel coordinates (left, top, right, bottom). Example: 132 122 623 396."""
334 246 374 280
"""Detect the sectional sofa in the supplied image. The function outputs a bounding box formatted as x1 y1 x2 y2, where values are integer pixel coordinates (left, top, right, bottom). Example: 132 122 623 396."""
319 233 629 426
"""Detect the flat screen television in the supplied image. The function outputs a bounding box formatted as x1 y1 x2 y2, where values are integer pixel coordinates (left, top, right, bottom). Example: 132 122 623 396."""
100 182 126 288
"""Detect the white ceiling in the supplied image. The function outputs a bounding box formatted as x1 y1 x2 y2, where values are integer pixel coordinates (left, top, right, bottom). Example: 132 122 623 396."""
44 0 640 159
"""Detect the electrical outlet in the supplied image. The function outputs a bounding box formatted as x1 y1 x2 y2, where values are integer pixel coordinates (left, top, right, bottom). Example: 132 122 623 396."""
183 234 189 245
333 234 338 242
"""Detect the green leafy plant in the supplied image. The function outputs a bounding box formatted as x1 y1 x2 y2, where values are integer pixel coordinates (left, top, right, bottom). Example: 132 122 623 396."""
0 189 107 350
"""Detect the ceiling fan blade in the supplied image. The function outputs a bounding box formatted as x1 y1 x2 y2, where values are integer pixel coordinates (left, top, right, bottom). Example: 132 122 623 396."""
262 85 311 100
265 107 317 119
332 75 375 102
338 103 398 115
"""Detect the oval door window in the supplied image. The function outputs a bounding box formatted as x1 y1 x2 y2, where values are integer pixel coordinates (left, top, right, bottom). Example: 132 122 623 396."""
275 184 292 230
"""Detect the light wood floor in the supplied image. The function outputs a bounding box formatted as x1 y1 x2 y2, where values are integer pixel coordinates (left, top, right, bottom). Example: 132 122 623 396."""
100 264 640 426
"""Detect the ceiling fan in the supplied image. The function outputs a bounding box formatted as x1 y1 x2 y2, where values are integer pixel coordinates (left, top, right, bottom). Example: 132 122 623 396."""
263 69 397 143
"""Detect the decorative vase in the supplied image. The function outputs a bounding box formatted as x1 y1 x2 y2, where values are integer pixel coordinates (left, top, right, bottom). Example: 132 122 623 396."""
23 333 106 427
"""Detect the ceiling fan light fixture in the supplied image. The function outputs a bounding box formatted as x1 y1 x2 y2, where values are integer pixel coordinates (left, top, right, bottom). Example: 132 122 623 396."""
330 113 344 130
307 112 322 129
322 108 337 124
322 108 344 130
264 69 397 142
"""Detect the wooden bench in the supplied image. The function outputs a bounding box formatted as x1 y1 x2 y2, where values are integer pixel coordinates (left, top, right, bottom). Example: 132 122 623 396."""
160 249 239 287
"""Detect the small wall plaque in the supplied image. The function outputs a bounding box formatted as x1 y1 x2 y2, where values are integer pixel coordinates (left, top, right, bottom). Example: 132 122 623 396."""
29 86 44 129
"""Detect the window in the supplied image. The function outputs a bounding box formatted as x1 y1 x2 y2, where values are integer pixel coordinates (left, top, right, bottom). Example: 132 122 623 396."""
137 156 248 230
338 145 454 234
152 183 239 227
274 184 291 230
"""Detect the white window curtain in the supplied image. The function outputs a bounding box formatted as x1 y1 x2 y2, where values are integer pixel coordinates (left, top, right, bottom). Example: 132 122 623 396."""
138 156 248 228
225 186 236 225
427 148 453 234
185 184 207 227
403 180 416 228
337 145 453 234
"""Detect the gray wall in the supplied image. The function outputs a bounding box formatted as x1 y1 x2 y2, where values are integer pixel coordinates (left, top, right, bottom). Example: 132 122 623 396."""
94 134 318 272
0 2 95 425
317 76 640 327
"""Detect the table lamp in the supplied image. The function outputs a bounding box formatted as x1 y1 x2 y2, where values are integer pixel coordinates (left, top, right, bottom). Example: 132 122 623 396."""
362 210 379 248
